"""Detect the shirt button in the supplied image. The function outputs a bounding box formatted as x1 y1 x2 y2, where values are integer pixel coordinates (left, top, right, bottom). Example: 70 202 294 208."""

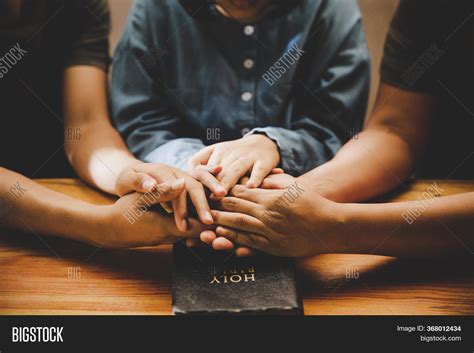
243 59 254 69
244 25 255 36
241 92 253 102
241 128 251 136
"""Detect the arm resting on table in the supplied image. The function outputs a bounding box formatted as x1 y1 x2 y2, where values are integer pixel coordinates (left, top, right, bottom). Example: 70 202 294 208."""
335 191 474 257
0 167 102 245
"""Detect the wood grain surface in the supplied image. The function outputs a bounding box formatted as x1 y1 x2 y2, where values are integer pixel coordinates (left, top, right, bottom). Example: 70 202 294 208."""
0 179 473 315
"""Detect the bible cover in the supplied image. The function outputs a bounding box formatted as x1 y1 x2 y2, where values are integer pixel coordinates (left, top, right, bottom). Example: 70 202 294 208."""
172 242 303 315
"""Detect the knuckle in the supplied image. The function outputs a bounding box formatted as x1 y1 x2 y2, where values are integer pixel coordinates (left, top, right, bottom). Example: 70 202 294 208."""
252 236 264 248
235 215 245 227
261 209 284 225
277 236 290 249
188 169 202 180
133 174 143 187
232 165 242 174
231 185 244 197
189 179 204 191
155 185 170 197
225 229 237 240
247 235 260 247
222 198 237 210
196 164 210 171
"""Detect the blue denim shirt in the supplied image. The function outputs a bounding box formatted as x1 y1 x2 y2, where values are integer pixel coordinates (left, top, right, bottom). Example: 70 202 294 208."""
111 0 370 175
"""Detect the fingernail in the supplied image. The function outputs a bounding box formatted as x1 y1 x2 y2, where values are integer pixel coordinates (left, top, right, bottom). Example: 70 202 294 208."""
213 165 223 173
181 219 187 231
172 178 185 190
142 179 156 191
205 211 213 223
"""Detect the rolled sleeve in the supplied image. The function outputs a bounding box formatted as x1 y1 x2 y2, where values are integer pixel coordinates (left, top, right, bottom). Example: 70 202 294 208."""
247 125 342 176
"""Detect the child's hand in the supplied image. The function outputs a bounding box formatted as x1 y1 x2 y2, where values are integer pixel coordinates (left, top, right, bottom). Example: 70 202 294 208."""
188 134 280 196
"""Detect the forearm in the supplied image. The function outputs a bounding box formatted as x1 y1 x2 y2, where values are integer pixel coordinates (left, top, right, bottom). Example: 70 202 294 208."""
304 129 415 202
332 193 474 257
0 168 103 245
66 119 139 195
64 66 142 195
304 83 434 203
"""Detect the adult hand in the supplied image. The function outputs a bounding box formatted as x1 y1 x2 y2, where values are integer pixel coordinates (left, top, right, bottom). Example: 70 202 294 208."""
194 168 286 256
115 162 225 231
199 169 295 256
97 180 211 248
260 172 296 189
209 180 340 257
188 134 280 195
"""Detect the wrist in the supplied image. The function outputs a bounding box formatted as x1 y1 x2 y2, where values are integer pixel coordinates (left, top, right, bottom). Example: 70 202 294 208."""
325 201 351 254
326 200 346 253
325 202 373 254
80 204 113 247
306 199 353 255
245 133 280 162
299 169 338 200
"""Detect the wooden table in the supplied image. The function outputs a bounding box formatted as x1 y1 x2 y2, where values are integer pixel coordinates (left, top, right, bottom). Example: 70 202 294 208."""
0 179 473 315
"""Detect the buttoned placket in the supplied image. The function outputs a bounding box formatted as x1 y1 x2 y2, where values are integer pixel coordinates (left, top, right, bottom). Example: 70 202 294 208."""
239 24 258 136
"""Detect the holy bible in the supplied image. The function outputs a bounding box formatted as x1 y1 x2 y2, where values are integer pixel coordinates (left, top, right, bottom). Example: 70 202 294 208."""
172 242 303 315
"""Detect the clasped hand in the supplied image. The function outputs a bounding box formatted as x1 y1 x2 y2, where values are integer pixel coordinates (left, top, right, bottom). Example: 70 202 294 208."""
111 134 328 255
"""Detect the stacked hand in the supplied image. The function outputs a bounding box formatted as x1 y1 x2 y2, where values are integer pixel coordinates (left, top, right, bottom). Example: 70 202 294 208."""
188 134 284 254
188 134 281 192
115 162 226 232
208 179 338 257
199 170 296 256
108 134 303 253
96 179 212 248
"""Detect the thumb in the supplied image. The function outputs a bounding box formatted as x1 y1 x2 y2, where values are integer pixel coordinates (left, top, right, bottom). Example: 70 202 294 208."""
187 145 215 170
150 178 186 203
271 168 285 175
125 178 186 208
116 170 158 196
